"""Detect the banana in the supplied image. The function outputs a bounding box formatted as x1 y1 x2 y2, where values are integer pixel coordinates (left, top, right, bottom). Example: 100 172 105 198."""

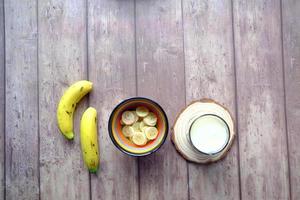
133 111 139 123
145 127 158 140
136 106 149 117
80 107 99 173
132 131 147 146
57 80 93 139
121 109 157 145
143 112 157 127
132 122 141 132
122 126 135 137
121 111 136 125
141 126 149 133
139 121 146 130
120 119 125 125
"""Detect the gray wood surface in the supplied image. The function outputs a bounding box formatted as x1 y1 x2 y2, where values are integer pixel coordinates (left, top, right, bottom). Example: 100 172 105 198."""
136 0 188 199
38 0 90 199
4 0 39 199
282 0 300 199
183 0 240 199
1 0 298 199
233 0 290 199
0 0 4 198
87 0 139 199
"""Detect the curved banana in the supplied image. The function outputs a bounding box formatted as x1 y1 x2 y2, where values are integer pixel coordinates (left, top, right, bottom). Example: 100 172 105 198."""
57 80 93 139
80 107 99 173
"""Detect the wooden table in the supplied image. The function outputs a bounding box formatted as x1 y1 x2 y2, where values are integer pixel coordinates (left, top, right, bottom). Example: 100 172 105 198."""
1 0 299 199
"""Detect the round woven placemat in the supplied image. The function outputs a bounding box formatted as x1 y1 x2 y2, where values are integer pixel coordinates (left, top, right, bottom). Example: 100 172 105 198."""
171 99 235 164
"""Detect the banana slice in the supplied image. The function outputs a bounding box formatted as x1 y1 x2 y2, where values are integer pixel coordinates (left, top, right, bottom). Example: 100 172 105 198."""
133 111 139 123
139 121 146 130
142 126 149 133
143 112 157 126
132 122 141 132
120 119 125 125
136 106 149 117
122 126 135 137
122 111 136 125
142 126 151 142
145 127 158 140
132 131 147 146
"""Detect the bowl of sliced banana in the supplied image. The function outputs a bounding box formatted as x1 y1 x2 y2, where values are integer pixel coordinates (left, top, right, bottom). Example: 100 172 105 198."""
108 97 169 156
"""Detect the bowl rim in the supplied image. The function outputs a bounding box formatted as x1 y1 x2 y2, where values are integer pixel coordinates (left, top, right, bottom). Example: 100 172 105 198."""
108 97 169 157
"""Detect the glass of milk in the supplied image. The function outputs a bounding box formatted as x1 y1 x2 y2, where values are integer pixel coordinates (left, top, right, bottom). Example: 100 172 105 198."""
189 114 230 155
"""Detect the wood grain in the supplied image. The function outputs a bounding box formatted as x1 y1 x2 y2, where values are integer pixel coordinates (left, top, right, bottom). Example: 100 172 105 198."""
4 0 39 199
182 0 240 199
233 0 290 199
0 0 4 198
87 0 138 199
282 0 300 199
135 0 188 199
38 0 90 199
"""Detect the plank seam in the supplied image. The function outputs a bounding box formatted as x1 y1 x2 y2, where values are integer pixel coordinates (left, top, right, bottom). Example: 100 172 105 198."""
134 0 138 98
36 0 41 199
86 0 90 83
85 0 92 199
230 0 242 199
2 0 6 198
180 0 190 199
133 0 140 199
279 0 292 199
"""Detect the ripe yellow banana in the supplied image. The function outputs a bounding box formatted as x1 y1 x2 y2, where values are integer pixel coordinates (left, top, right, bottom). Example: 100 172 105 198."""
57 80 93 139
80 107 99 173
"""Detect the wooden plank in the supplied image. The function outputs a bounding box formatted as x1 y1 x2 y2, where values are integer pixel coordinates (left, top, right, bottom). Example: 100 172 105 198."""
87 0 138 199
4 0 39 199
282 0 300 199
38 0 90 199
182 0 240 199
233 0 290 199
135 0 188 199
0 0 4 198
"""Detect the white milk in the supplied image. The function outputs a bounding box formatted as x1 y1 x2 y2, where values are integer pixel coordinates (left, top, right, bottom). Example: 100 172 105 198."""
189 115 229 155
